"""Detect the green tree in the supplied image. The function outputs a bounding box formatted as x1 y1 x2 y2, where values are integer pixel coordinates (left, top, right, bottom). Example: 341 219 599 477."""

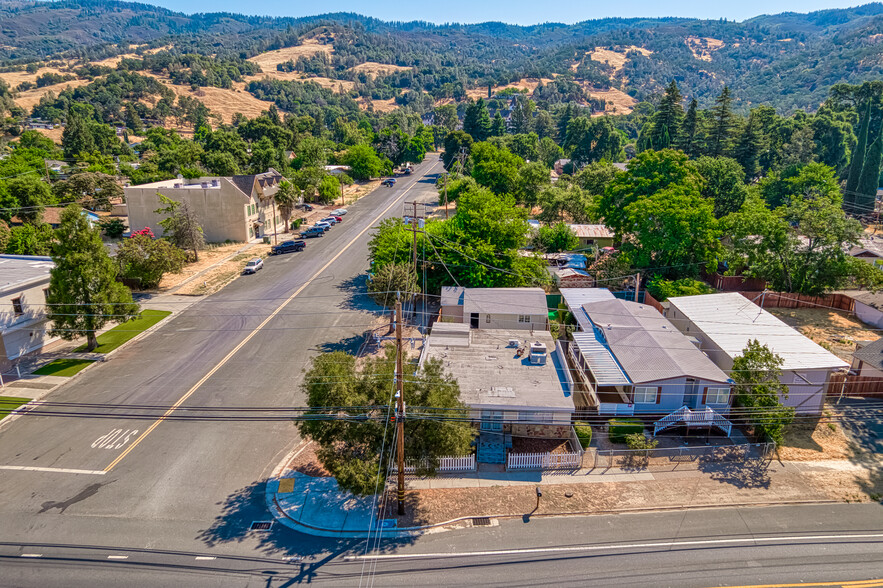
677 98 702 157
645 277 714 301
490 112 507 137
46 205 139 351
565 116 624 167
510 95 535 134
53 172 123 211
517 161 551 207
0 221 9 252
537 136 564 168
707 86 736 157
463 97 491 142
731 340 795 444
100 218 126 239
367 263 420 307
317 174 340 204
117 234 187 289
442 131 473 170
342 144 384 180
468 141 524 195
734 110 767 181
61 105 96 159
154 194 205 261
692 156 748 217
433 104 459 132
535 222 579 252
6 223 54 255
647 80 683 151
298 350 474 495
0 175 53 224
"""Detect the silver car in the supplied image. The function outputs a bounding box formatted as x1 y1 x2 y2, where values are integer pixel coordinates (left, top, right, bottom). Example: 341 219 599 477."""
243 258 263 274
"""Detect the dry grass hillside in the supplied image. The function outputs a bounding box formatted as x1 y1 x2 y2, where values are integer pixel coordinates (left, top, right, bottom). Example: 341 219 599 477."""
247 39 333 72
588 46 652 72
686 36 725 61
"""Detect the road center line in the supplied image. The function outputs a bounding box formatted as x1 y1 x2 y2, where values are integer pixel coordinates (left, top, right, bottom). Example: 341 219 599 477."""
345 532 883 561
0 465 107 475
103 162 438 473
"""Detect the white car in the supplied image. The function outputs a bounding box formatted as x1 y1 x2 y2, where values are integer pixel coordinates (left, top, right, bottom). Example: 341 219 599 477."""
243 258 263 274
332 208 348 216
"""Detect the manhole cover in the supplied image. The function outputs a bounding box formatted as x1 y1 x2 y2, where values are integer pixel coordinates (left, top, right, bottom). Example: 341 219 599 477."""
472 517 491 526
250 521 274 530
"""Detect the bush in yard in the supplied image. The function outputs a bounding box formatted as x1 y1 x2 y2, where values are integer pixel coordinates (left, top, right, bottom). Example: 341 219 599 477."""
574 422 592 449
625 433 659 450
130 226 155 239
608 418 644 443
117 234 187 289
100 218 126 239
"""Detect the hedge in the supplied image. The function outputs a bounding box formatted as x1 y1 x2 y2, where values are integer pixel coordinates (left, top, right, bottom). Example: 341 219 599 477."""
608 418 644 443
574 422 592 449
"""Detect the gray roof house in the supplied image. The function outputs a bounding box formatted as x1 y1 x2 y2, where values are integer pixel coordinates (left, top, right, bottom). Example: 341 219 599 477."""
667 293 849 415
567 298 732 416
439 287 549 331
0 255 58 369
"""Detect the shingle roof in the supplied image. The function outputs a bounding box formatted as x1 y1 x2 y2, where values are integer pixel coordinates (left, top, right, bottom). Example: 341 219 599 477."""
583 298 731 385
667 293 849 371
461 288 548 317
568 224 614 239
853 338 883 371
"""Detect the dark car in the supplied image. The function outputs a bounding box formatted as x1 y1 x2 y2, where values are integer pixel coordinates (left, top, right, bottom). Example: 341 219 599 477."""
381 178 397 187
271 240 306 255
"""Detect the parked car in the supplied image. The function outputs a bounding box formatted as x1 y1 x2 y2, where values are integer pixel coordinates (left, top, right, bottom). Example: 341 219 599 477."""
313 221 331 231
295 203 314 211
320 216 339 225
381 178 396 187
331 215 343 222
300 226 325 238
243 258 263 274
271 240 305 255
403 168 412 175
332 208 348 216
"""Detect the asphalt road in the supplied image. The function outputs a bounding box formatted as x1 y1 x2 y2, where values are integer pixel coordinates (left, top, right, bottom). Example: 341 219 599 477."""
0 156 882 586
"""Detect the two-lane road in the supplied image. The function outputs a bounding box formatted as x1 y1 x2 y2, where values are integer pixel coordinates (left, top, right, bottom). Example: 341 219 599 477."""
0 156 443 556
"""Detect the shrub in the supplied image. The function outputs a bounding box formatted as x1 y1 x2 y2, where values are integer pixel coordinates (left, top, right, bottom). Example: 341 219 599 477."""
117 234 186 289
100 218 126 239
574 422 592 449
608 418 644 443
130 226 155 239
624 433 659 450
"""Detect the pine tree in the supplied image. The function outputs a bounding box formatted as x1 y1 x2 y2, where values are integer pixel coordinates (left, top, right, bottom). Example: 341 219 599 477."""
734 113 765 181
463 98 491 142
510 95 535 134
708 87 736 157
678 99 701 157
46 206 139 351
62 106 95 159
648 80 684 150
557 103 575 143
490 112 507 137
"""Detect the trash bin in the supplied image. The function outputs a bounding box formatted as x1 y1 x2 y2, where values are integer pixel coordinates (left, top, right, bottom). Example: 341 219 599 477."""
263 236 270 244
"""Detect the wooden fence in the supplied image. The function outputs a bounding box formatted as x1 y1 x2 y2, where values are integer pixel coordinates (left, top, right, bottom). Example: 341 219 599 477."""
734 291 855 313
643 291 666 314
701 271 767 292
829 372 883 399
507 451 582 470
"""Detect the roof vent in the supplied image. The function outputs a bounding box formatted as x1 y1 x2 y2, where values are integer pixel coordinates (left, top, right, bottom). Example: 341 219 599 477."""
201 181 208 188
173 183 182 188
211 179 219 187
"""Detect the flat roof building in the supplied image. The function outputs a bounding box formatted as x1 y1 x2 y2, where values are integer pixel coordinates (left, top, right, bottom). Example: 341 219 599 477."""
0 255 58 368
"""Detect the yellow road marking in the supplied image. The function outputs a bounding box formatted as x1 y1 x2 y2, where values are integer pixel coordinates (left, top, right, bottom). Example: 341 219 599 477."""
104 163 437 472
718 579 883 588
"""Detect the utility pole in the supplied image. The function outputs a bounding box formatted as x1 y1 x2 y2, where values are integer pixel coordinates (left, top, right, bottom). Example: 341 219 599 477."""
443 173 449 219
271 198 278 244
394 297 406 516
411 201 419 274
634 272 641 303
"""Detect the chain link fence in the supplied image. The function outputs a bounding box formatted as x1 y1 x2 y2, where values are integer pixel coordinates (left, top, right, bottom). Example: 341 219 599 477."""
593 442 776 472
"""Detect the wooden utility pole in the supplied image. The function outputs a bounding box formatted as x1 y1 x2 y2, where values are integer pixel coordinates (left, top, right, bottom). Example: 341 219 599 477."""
634 272 640 303
411 201 419 275
394 297 406 515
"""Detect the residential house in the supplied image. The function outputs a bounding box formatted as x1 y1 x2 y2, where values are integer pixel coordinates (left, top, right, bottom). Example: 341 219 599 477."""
323 165 352 176
848 291 883 329
565 296 733 417
851 338 883 379
420 324 575 463
666 293 849 415
0 255 57 370
553 159 571 175
439 287 549 331
568 224 615 249
124 169 286 243
10 207 99 229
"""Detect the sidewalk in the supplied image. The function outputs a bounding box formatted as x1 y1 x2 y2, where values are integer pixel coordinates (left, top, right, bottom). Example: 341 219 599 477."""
266 457 882 538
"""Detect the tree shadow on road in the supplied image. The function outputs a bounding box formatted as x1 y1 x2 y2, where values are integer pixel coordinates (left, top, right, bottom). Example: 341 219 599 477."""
336 274 385 313
315 333 368 355
196 481 418 584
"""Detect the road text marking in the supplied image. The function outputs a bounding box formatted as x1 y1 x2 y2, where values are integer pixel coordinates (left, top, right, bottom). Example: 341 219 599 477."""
194 556 216 561
107 555 129 560
0 465 106 475
20 554 42 558
92 428 139 450
103 161 439 473
346 533 883 561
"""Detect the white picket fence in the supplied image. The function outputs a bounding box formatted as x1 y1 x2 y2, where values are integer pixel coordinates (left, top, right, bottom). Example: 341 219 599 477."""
507 451 582 470
392 454 476 474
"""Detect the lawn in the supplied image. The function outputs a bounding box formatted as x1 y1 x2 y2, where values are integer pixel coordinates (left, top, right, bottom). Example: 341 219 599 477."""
74 309 172 354
0 396 30 418
32 358 96 377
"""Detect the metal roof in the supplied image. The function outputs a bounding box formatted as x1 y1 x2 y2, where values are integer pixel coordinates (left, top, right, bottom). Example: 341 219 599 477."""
568 224 614 239
461 288 548 317
560 288 616 329
0 255 54 294
572 330 631 386
583 299 731 385
667 293 849 371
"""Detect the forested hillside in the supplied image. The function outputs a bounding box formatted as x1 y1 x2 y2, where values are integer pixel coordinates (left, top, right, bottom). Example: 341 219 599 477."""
3 1 883 111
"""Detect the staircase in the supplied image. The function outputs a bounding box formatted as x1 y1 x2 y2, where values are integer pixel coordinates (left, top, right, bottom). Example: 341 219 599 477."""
477 432 512 464
654 406 732 437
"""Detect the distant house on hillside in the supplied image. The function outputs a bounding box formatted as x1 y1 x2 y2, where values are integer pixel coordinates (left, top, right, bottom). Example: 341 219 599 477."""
124 169 286 243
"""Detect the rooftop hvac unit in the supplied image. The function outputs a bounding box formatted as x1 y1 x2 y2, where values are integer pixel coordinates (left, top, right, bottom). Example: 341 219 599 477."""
508 339 519 348
529 341 547 365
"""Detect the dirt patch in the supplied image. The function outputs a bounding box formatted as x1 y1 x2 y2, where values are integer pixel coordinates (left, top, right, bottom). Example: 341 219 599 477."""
511 438 571 454
155 242 265 293
768 307 878 362
583 85 637 115
778 407 856 461
160 81 274 124
686 36 725 62
342 179 381 204
360 97 398 113
173 246 272 296
349 62 411 77
462 77 556 101
588 46 652 73
288 442 331 477
30 127 64 143
14 79 89 112
247 40 334 73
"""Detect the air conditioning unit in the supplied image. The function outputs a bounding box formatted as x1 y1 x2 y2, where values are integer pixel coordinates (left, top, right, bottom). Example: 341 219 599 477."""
508 339 519 348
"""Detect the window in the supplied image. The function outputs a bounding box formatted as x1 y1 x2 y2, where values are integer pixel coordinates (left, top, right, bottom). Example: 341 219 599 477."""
517 315 530 323
481 410 503 431
633 386 658 403
485 314 491 323
12 297 23 316
705 387 730 404
520 411 552 423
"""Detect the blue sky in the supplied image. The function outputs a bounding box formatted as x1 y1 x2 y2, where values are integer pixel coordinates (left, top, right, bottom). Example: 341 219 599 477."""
143 0 865 25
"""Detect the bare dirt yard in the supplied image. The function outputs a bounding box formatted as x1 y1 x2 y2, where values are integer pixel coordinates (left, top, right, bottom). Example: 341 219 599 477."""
768 307 879 363
349 62 411 77
155 242 271 295
778 404 859 461
583 85 638 115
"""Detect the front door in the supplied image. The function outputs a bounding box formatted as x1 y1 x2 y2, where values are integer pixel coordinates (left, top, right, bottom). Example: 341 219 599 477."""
470 313 479 328
686 378 698 407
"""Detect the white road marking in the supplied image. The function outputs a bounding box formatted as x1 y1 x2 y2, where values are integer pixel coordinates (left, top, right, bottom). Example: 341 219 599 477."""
0 465 107 475
346 533 883 561
92 428 139 450
107 555 129 560
20 554 42 558
103 161 440 473
194 556 216 560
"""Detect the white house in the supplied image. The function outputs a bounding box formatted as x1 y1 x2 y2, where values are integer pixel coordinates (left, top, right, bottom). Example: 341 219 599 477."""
0 255 57 370
666 293 849 415
439 287 549 331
